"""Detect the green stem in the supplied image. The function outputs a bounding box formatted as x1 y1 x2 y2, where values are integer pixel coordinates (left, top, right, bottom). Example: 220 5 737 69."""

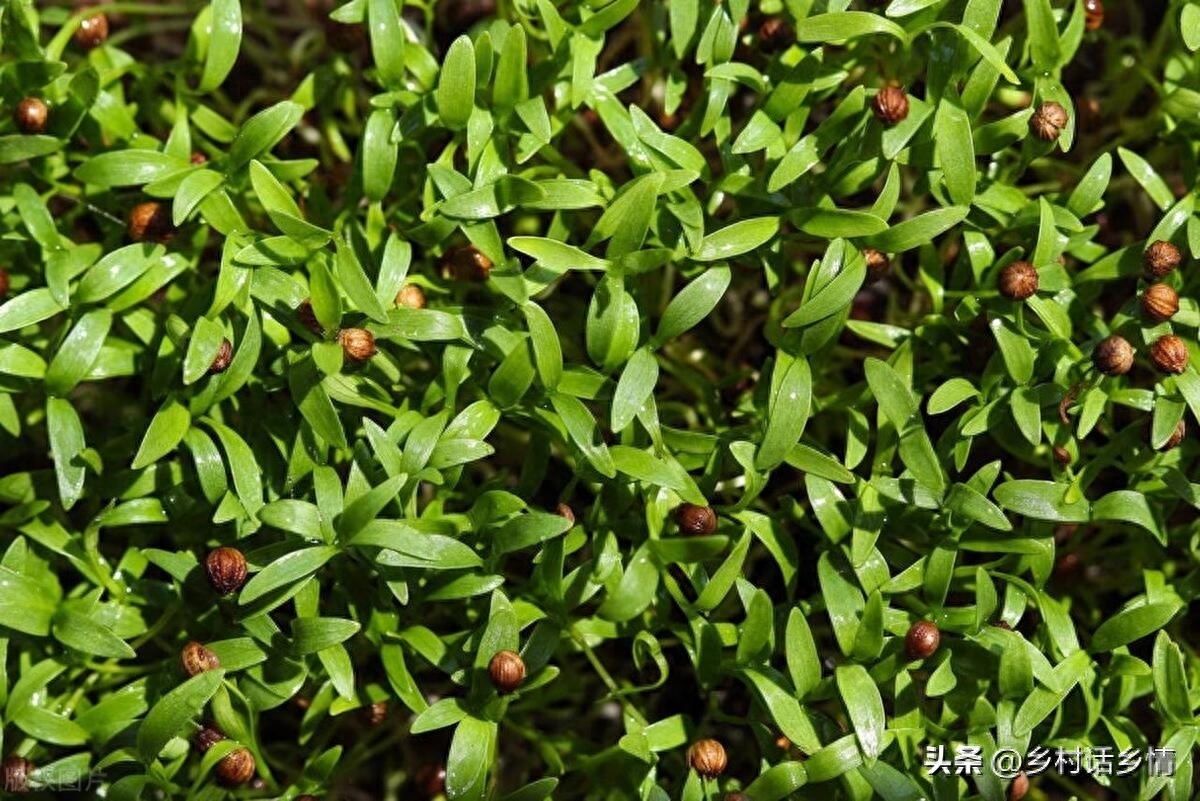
571 627 648 729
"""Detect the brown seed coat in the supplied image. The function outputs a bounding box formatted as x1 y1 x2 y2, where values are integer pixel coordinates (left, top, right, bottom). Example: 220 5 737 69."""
676 503 717 536
181 641 221 677
208 339 233 374
297 299 323 336
1008 771 1030 801
904 620 940 659
1149 335 1189 374
396 284 427 309
205 547 247 595
1161 419 1186 451
127 201 174 244
215 747 255 787
998 261 1039 301
442 245 493 282
1030 101 1068 141
194 723 225 753
488 650 526 693
687 738 728 779
1092 335 1134 376
1141 283 1179 321
863 248 890 280
14 98 48 134
3 755 33 793
872 86 909 125
1144 240 1182 277
338 327 376 362
74 12 109 49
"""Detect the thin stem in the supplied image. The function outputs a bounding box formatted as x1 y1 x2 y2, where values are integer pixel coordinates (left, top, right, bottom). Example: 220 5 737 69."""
571 627 648 728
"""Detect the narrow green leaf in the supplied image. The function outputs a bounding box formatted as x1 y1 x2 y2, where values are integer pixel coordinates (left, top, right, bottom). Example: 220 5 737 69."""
137 670 225 762
47 398 87 510
227 101 304 171
1023 0 1061 70
368 0 406 88
446 717 496 801
786 609 821 699
863 206 968 252
756 354 812 470
692 218 778 263
44 309 112 396
493 25 528 107
132 399 191 469
438 36 476 129
524 302 562 390
1090 602 1183 653
52 609 136 658
362 108 397 202
654 266 731 345
335 239 389 323
935 95 976 205
74 150 188 187
611 347 658 432
239 546 338 605
835 664 885 760
793 12 908 42
197 0 243 92
0 288 65 334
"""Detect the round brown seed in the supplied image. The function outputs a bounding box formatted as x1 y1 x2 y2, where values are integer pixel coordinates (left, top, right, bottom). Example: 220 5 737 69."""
14 97 48 134
998 260 1038 301
1030 101 1068 142
181 641 221 677
676 503 717 536
1149 334 1189 374
396 283 426 309
1160 419 1186 451
1008 771 1030 801
904 620 940 660
1052 445 1071 465
872 86 909 125
1092 335 1134 376
555 502 575 526
297 299 323 336
1141 283 1179 321
205 546 247 595
74 12 109 49
3 755 33 793
127 201 174 244
215 747 255 787
208 338 233 374
863 248 890 281
1144 240 1182 277
1083 0 1103 31
488 649 526 693
338 327 376 362
687 738 728 779
194 722 225 753
442 245 492 282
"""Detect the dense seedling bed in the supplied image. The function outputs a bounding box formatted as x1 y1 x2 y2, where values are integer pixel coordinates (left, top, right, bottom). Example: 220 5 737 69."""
1 1 1199 799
